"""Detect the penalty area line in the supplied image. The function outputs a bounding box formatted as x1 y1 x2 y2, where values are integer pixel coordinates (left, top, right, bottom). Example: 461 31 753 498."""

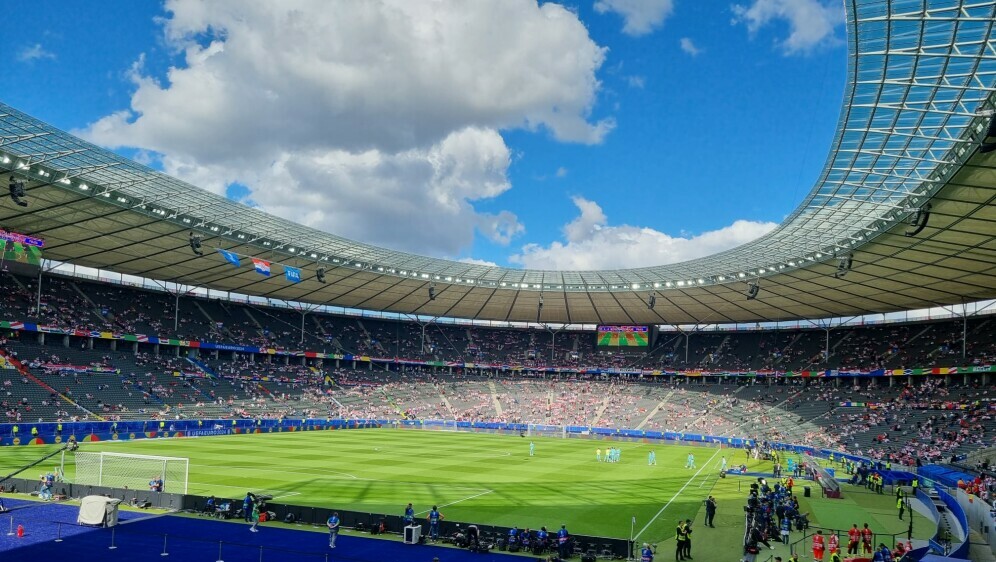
633 447 720 541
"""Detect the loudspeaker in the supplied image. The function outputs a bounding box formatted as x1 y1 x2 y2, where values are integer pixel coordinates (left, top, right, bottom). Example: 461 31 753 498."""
284 513 296 524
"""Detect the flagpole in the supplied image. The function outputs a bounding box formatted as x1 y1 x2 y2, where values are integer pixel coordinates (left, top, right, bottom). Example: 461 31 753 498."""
629 515 636 561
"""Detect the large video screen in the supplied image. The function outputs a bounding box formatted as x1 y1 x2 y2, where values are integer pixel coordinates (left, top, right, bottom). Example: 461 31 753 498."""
1 229 44 269
596 325 649 347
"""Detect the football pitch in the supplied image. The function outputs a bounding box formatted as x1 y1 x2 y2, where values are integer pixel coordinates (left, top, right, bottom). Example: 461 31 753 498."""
1 429 735 542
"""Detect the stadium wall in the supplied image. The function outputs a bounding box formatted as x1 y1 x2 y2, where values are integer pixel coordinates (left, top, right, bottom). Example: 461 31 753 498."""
952 487 996 557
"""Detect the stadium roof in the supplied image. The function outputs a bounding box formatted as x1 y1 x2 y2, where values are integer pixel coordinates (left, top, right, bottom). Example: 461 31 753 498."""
2 0 996 326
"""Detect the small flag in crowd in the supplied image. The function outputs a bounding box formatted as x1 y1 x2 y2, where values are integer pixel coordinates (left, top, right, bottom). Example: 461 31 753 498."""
284 266 301 283
218 248 241 267
252 257 271 276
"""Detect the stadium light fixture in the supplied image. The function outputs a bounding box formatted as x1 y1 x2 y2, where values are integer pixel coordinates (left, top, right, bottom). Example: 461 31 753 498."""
647 293 656 310
428 283 436 301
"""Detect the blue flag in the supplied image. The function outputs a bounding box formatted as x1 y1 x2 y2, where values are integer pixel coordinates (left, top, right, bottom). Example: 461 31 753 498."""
217 249 241 267
285 266 301 283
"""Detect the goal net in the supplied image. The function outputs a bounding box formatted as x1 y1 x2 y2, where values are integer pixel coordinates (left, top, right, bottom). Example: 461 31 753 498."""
73 452 189 494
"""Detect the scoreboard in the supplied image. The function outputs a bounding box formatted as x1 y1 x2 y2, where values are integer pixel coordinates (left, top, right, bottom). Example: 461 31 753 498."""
596 325 649 347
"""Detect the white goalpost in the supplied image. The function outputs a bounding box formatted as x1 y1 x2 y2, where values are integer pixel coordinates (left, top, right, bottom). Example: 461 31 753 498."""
73 452 190 494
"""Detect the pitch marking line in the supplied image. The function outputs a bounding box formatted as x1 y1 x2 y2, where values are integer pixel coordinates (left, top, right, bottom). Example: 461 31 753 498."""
414 489 494 515
219 466 366 480
633 447 721 541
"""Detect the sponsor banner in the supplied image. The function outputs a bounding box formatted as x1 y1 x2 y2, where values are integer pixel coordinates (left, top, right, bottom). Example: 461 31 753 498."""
185 429 233 437
40 364 120 375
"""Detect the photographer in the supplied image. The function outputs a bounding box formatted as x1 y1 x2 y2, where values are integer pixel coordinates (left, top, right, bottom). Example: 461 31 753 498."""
742 523 774 562
465 524 480 550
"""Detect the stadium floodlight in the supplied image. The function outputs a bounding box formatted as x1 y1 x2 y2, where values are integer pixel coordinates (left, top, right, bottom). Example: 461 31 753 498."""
647 293 656 310
979 116 996 153
428 283 436 301
188 232 204 256
316 266 327 284
833 254 853 279
8 176 27 207
905 203 931 237
745 281 760 301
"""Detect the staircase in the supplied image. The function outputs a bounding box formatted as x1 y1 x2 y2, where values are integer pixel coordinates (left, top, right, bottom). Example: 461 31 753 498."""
636 390 675 430
591 394 612 426
69 282 110 327
488 381 503 417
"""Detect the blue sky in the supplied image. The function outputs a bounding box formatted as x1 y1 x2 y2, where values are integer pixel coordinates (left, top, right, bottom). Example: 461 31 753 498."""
1 0 847 270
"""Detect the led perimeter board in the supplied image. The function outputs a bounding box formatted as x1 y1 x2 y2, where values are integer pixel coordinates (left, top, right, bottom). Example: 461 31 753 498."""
596 325 649 347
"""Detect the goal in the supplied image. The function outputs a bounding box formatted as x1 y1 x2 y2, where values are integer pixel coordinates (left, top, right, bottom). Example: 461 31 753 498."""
73 452 189 494
526 424 569 439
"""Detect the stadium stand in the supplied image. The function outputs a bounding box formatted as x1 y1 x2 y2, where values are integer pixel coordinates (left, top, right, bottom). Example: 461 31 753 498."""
2 269 995 471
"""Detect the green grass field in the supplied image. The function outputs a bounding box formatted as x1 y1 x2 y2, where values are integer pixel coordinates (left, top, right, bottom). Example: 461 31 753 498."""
0 429 933 558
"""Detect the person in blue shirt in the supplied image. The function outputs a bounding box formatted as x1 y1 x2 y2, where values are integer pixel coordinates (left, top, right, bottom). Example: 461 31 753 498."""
243 492 255 523
327 512 341 549
508 526 518 542
641 542 654 562
872 543 892 562
557 524 570 559
427 506 443 541
529 442 535 456
537 526 549 550
403 502 415 527
780 514 792 544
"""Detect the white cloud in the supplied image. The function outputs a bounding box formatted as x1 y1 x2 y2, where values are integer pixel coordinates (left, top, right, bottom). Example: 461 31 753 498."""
731 0 845 54
458 257 500 267
80 0 613 257
556 166 569 178
626 75 646 88
510 196 777 269
594 0 675 37
17 44 56 62
679 37 701 56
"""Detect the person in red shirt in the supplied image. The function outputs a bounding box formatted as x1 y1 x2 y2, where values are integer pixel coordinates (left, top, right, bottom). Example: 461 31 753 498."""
828 531 839 555
847 524 861 555
862 523 874 554
812 530 826 561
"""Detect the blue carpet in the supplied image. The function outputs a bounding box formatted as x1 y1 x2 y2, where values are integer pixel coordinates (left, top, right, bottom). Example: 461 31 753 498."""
0 498 526 561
